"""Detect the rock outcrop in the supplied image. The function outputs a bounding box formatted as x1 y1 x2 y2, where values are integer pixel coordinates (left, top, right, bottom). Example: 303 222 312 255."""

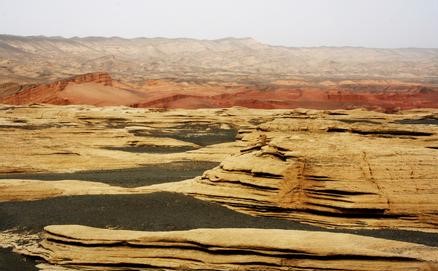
0 105 253 174
21 225 438 271
158 110 438 232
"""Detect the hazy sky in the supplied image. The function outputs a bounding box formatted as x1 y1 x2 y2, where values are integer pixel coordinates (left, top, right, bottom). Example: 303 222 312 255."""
0 0 437 48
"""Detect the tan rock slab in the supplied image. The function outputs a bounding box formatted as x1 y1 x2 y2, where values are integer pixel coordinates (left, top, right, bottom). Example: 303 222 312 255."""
22 225 438 271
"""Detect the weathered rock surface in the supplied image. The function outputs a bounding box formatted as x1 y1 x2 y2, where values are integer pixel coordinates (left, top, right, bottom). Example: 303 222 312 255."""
1 106 438 233
1 106 438 270
0 180 140 202
151 109 438 232
0 105 251 173
19 225 438 271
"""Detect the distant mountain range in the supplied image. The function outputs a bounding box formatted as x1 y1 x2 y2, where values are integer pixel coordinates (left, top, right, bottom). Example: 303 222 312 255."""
1 34 438 84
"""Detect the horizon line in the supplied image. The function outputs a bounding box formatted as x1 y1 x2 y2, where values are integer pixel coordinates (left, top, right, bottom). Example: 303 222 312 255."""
1 33 437 50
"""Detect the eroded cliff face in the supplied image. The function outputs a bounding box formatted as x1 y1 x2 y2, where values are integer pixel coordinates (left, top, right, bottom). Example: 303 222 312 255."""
180 111 438 231
0 72 112 104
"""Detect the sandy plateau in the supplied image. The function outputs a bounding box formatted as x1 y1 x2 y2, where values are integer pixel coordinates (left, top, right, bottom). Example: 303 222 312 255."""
0 105 437 270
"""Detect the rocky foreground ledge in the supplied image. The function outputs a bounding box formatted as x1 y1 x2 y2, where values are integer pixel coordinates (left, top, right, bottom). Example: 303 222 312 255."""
1 106 438 270
19 225 438 271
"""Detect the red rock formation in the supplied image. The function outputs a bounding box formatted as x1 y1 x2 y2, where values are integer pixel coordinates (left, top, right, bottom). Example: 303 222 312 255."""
131 85 438 112
1 72 438 111
0 72 112 105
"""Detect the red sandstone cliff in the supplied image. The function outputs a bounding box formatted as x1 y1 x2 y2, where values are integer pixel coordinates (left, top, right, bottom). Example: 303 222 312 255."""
0 72 112 105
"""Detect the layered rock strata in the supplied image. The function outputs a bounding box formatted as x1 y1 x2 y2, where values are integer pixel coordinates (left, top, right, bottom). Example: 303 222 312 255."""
0 105 253 173
1 106 438 232
162 110 438 231
0 72 112 104
21 225 438 271
1 106 438 270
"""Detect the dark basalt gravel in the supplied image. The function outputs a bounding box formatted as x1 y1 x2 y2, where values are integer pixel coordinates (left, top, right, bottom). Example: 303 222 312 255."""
0 161 219 188
1 192 437 247
395 117 438 125
0 248 37 271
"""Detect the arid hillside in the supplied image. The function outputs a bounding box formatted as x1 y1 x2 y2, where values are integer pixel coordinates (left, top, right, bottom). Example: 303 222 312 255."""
1 72 437 112
1 35 438 85
1 35 438 111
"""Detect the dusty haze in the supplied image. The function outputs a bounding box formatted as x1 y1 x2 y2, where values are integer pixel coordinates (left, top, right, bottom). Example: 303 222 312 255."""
0 0 438 48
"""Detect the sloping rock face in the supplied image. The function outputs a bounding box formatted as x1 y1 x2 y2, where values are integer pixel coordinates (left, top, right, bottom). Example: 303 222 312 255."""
22 225 438 271
0 72 112 104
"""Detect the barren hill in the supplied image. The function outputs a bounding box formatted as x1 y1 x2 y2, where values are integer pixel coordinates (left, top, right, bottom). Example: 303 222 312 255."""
1 35 438 84
2 72 438 111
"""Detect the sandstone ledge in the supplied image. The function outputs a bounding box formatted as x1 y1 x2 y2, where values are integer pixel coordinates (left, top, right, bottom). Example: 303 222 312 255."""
20 225 437 271
161 109 438 232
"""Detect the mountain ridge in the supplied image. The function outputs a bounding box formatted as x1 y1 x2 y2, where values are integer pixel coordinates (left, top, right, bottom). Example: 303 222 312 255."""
2 34 438 49
1 34 438 85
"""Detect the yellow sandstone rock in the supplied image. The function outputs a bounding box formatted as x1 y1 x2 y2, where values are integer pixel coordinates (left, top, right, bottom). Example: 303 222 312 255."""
21 225 438 271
